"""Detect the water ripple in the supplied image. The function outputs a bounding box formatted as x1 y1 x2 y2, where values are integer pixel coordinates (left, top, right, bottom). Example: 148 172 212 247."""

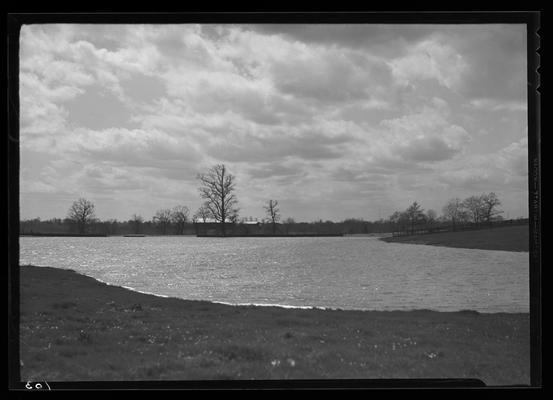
19 236 529 312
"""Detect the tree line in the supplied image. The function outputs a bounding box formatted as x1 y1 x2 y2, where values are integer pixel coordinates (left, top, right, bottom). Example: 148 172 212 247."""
20 213 412 236
388 192 507 236
20 164 525 237
20 199 195 236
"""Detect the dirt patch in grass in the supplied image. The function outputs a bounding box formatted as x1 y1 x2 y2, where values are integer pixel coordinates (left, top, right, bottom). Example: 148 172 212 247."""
18 265 530 385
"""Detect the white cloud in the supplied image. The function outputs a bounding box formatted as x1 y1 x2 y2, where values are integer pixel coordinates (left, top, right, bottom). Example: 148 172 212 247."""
63 127 203 168
20 180 57 194
20 72 84 102
388 37 469 90
496 137 528 178
438 137 528 190
18 24 529 221
469 98 527 112
376 100 472 164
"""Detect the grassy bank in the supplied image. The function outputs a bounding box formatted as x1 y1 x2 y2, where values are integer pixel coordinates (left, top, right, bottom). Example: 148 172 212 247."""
19 265 530 385
380 225 529 252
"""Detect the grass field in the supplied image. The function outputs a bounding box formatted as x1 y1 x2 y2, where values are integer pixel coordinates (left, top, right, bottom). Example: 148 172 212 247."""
380 224 529 252
18 265 530 385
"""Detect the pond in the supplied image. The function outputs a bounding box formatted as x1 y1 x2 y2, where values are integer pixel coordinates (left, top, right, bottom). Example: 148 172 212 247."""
19 235 529 313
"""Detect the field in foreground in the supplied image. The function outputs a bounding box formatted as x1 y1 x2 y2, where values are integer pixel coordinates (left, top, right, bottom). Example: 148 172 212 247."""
19 265 530 385
380 224 529 252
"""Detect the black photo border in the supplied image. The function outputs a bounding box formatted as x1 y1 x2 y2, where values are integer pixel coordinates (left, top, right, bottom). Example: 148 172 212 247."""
6 10 542 391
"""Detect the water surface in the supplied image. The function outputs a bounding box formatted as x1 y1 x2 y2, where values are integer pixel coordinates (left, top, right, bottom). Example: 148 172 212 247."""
19 236 529 313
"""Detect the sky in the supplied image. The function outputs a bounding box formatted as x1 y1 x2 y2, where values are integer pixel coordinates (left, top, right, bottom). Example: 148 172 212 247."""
19 24 529 222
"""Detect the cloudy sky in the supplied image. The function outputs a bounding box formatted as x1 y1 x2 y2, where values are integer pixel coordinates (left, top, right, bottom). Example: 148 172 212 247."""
19 24 528 222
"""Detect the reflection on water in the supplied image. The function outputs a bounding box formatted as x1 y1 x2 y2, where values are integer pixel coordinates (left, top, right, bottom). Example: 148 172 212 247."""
19 236 529 313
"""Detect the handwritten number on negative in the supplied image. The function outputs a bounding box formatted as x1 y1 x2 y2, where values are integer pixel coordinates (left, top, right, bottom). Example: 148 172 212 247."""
25 381 50 390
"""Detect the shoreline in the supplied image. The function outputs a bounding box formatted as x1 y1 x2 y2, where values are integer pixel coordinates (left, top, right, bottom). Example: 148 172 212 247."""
22 264 527 314
18 264 530 384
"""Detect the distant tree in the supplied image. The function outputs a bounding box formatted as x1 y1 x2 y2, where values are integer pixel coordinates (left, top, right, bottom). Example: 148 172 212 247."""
193 204 211 223
153 208 173 235
196 204 211 222
388 211 407 233
264 200 281 235
197 164 239 236
342 218 368 234
67 198 96 234
404 202 425 235
227 212 239 224
442 198 466 229
462 196 484 224
388 211 404 224
480 192 503 224
282 217 295 235
172 205 190 235
103 219 118 235
95 219 115 236
425 209 437 225
131 214 143 234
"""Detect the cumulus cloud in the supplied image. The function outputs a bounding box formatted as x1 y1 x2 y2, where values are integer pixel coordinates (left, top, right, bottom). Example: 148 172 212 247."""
388 36 469 90
64 86 134 130
269 46 391 104
18 24 529 221
65 127 203 171
469 98 527 112
451 25 527 103
206 126 356 163
438 137 528 191
376 100 472 164
496 137 528 178
248 24 435 55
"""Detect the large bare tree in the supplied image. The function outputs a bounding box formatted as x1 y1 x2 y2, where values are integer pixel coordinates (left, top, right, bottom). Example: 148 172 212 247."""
171 205 190 235
67 198 96 234
197 164 239 236
264 199 281 235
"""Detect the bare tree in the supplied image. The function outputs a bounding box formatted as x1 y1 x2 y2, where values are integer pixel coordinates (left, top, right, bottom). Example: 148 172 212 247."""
153 208 173 235
67 198 96 234
193 204 211 223
442 198 466 229
172 205 190 235
480 192 502 223
462 196 484 224
130 214 143 234
197 164 239 236
264 199 281 235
